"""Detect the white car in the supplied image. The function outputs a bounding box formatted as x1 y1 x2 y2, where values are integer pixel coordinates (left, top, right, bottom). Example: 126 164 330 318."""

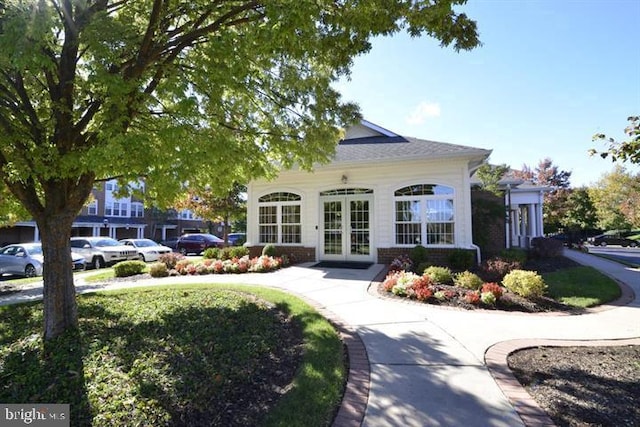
119 238 173 262
0 243 86 277
70 237 139 269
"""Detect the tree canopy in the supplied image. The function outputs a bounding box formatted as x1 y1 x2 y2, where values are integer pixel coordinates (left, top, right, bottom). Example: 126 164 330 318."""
590 116 640 164
588 166 640 230
0 0 480 339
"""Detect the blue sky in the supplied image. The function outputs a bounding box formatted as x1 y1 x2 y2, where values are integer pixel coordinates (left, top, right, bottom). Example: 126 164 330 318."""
334 0 640 187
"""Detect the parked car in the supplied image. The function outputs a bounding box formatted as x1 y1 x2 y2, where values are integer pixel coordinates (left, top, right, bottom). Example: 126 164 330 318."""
176 233 225 255
0 243 85 277
588 232 638 247
70 237 139 269
227 233 246 246
119 238 172 262
160 238 179 250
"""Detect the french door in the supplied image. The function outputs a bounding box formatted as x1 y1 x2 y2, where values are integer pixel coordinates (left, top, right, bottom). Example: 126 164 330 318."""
321 194 373 262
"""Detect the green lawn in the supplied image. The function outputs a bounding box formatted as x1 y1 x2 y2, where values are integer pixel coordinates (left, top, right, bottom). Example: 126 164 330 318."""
544 266 621 308
0 284 345 426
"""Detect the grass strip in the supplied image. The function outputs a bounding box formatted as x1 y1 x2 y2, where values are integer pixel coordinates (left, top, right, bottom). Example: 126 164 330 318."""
544 266 621 308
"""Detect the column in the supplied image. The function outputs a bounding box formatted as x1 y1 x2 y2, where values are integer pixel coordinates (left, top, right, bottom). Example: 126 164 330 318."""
528 204 536 237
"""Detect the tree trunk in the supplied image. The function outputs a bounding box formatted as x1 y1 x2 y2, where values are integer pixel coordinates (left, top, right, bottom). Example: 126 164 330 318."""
38 213 78 341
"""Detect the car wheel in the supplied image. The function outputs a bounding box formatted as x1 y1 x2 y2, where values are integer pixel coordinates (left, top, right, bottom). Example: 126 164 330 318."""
24 264 37 278
630 241 638 248
93 256 105 269
599 242 607 247
139 254 146 262
179 247 188 256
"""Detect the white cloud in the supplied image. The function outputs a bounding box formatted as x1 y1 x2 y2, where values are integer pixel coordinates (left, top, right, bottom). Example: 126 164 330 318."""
405 101 441 125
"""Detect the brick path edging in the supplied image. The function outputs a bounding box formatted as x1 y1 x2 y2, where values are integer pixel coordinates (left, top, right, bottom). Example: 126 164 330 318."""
288 295 370 427
485 337 640 427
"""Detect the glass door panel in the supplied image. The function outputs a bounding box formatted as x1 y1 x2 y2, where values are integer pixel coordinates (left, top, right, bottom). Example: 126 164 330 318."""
349 200 370 256
323 201 342 255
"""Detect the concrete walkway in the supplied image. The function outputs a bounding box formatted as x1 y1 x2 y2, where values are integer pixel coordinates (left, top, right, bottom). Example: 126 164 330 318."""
1 249 638 426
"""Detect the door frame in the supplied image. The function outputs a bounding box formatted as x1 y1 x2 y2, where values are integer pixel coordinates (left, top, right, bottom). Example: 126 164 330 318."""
319 191 374 262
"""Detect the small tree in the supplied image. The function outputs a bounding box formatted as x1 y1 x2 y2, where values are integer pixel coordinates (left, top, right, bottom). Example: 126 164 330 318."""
175 183 247 243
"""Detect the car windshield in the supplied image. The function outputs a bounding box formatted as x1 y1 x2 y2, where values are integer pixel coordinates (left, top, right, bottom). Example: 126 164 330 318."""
94 239 121 247
134 239 157 247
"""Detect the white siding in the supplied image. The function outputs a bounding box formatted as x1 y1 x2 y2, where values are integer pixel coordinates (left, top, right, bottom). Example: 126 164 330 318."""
247 156 478 262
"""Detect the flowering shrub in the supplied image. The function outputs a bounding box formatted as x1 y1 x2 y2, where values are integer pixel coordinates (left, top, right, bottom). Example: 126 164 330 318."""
382 272 401 292
411 275 433 301
174 259 193 275
158 252 184 269
453 271 483 290
389 255 414 272
502 270 547 298
464 291 480 305
423 266 453 284
481 282 503 299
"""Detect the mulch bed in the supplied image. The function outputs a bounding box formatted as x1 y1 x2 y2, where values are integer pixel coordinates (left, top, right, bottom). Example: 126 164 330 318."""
508 345 640 426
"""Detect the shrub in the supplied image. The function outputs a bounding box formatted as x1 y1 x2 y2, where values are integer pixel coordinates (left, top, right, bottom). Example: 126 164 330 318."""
480 257 522 282
454 271 483 290
423 266 453 285
203 247 222 259
262 244 276 257
500 248 528 264
480 291 497 305
389 255 413 272
448 249 475 271
174 259 193 275
149 262 169 278
408 275 433 301
158 252 184 269
229 246 249 259
113 260 147 277
416 262 433 275
464 291 480 305
502 270 547 298
409 245 428 265
382 272 400 292
481 282 503 299
530 237 563 259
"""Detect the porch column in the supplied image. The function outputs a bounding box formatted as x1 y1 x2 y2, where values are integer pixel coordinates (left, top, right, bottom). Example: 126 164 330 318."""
33 225 40 242
537 203 544 236
528 204 537 237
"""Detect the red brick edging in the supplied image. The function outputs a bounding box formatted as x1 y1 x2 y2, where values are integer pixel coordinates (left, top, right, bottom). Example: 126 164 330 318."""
485 337 640 427
292 297 370 427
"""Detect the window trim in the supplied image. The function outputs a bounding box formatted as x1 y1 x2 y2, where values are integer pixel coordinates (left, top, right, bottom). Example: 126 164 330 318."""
394 184 455 247
257 192 302 245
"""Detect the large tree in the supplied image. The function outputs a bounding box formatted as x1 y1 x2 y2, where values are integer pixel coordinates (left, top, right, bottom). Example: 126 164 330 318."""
588 166 640 231
0 1 480 340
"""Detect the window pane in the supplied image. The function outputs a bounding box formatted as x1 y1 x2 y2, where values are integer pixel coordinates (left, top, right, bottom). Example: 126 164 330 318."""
259 192 301 202
282 205 300 224
426 199 454 222
282 225 301 244
426 223 454 245
395 200 420 222
259 206 277 224
395 223 421 245
259 225 278 244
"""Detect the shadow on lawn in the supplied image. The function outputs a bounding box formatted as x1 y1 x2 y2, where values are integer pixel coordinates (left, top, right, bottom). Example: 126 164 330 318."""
1 289 304 426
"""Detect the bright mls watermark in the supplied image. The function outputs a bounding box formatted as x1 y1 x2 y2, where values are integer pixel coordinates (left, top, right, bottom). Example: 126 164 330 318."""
0 404 69 426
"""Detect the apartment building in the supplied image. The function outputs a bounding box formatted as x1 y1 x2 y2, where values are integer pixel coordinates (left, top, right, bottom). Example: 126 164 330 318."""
0 180 209 245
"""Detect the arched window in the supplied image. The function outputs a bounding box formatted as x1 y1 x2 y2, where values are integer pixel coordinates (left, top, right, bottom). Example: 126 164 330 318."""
258 192 302 244
394 184 455 246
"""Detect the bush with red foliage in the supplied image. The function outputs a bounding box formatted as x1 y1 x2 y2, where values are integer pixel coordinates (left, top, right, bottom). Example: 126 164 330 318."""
410 275 434 301
480 257 522 282
481 282 504 299
463 291 480 305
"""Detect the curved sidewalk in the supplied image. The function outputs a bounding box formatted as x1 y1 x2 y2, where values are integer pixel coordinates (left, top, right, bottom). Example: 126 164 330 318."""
1 248 638 426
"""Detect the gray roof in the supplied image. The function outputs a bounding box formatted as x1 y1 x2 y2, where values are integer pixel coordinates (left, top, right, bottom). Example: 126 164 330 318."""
332 134 491 165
